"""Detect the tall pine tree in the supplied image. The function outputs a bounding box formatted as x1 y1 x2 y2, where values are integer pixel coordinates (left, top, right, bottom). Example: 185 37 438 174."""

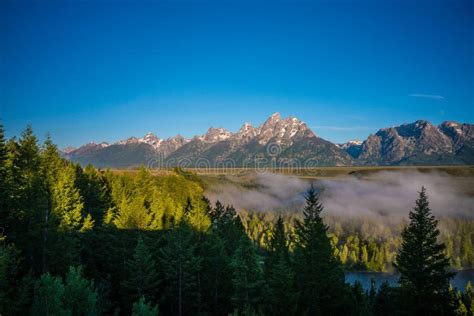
158 224 201 316
263 216 296 315
230 236 264 313
122 236 160 303
395 187 457 315
293 185 351 315
0 123 8 224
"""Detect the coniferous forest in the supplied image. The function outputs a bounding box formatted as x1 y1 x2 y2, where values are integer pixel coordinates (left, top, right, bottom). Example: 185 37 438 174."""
1 125 474 316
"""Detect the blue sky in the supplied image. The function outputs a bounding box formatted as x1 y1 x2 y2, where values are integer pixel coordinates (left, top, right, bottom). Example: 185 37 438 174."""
1 0 472 148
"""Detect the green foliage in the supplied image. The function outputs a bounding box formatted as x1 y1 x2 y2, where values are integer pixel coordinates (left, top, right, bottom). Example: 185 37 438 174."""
63 266 98 316
373 281 395 316
33 273 67 316
263 216 296 315
52 165 90 231
1 124 473 315
0 240 21 313
132 296 159 316
32 267 98 316
461 282 474 315
230 237 265 312
395 187 457 315
122 236 160 302
158 224 201 315
293 186 350 315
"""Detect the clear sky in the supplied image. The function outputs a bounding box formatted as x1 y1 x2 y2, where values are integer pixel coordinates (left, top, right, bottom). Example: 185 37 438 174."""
1 0 473 148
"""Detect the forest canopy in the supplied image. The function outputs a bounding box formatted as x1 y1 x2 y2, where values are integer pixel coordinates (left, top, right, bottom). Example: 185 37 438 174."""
0 125 472 315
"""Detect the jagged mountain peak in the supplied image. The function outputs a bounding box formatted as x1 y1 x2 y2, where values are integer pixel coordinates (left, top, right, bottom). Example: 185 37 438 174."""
339 139 363 148
62 146 77 154
358 119 460 164
257 113 313 145
140 132 161 148
239 122 253 130
168 134 186 141
65 116 473 168
439 121 468 136
202 127 232 143
270 112 281 120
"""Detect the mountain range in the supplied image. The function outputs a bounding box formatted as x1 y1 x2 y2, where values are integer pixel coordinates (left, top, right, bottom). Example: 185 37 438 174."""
63 113 474 168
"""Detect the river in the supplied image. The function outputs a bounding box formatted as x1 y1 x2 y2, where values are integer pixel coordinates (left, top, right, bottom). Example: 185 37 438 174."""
345 270 474 291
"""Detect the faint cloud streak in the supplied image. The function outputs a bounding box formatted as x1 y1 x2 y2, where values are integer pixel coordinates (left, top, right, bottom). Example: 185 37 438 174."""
409 93 445 100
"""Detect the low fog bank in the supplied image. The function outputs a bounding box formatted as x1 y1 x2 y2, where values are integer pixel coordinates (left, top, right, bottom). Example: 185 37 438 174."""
205 171 474 219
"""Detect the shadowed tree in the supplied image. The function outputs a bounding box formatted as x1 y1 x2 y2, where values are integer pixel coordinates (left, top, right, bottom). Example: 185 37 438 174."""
122 236 160 304
395 187 457 315
264 216 296 315
132 296 159 316
293 185 352 315
230 236 265 313
63 266 98 316
32 273 67 316
158 224 201 316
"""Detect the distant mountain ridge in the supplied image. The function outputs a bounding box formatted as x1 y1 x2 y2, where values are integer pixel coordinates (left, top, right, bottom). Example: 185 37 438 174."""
64 113 474 168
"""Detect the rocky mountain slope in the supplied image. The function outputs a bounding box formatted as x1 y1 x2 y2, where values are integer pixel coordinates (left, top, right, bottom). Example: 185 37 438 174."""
343 120 474 165
64 114 474 168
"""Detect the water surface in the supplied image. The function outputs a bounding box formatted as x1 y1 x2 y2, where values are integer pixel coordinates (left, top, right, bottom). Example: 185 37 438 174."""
345 270 474 291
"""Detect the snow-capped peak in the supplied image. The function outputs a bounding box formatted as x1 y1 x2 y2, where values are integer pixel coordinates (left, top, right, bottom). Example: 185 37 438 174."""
62 146 77 154
338 139 363 149
202 127 232 143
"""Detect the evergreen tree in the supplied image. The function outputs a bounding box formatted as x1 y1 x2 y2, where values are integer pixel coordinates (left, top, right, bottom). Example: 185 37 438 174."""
32 273 68 316
213 203 246 255
122 236 160 303
230 237 264 313
132 296 159 316
210 200 226 226
373 281 395 316
49 165 92 273
0 239 21 314
293 185 350 315
369 278 377 308
52 165 90 231
461 282 474 315
76 164 110 225
264 216 296 315
395 187 457 315
5 126 49 274
40 135 63 184
63 266 98 316
39 135 64 273
158 224 201 316
114 195 152 229
0 123 8 223
200 232 233 315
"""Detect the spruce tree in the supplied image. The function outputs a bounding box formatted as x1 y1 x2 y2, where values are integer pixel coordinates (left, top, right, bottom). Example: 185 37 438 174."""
158 224 201 316
461 281 474 315
10 126 48 274
200 232 233 315
132 296 159 316
0 123 8 221
122 236 160 303
63 266 98 316
39 135 64 273
373 281 395 316
264 216 296 315
32 273 67 316
51 165 88 231
0 240 21 314
76 164 110 225
395 187 456 315
293 185 350 315
230 236 264 313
